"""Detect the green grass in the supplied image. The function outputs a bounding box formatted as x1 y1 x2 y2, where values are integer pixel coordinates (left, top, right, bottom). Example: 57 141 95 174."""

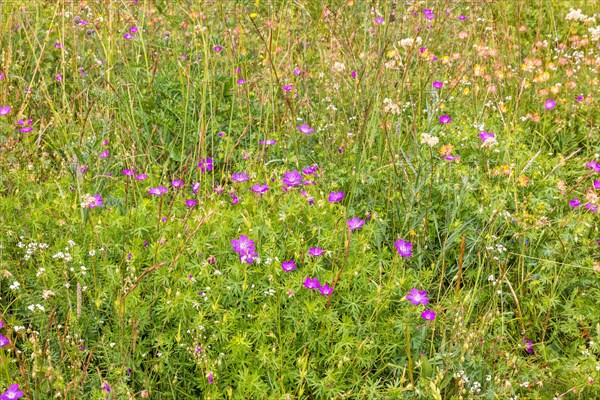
0 1 599 399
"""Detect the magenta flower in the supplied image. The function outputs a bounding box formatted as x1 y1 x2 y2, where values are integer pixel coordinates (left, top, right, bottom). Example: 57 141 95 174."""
282 170 303 187
328 191 344 202
122 169 136 176
171 179 185 188
0 106 11 116
250 184 269 194
421 310 436 320
457 15 466 20
585 203 597 212
586 161 600 172
479 131 495 144
374 17 385 24
347 217 365 231
303 277 321 290
124 33 133 39
198 158 213 172
281 260 297 272
319 284 333 296
283 84 293 92
130 26 138 33
522 338 534 354
213 46 223 52
54 42 63 48
18 119 34 133
232 172 249 182
230 193 239 204
394 239 413 258
0 384 24 400
99 150 109 159
350 70 357 78
294 67 302 76
594 180 600 189
89 194 103 209
439 115 452 124
0 334 9 348
135 173 148 181
260 139 277 145
576 94 584 102
302 164 318 175
192 182 200 194
185 199 198 208
207 373 214 384
544 98 556 110
569 197 581 207
0 320 4 328
296 124 314 135
406 288 429 305
308 247 324 256
148 186 168 196
237 78 246 85
56 73 63 82
231 235 255 254
102 382 111 393
231 235 258 264
432 81 443 89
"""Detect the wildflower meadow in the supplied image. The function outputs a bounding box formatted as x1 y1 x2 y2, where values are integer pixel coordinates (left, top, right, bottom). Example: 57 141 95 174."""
1 1 600 399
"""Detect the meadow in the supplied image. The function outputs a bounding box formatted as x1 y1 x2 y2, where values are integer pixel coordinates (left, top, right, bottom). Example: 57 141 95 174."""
0 0 599 398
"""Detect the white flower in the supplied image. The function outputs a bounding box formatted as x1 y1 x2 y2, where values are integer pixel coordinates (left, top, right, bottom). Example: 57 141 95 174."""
9 281 20 290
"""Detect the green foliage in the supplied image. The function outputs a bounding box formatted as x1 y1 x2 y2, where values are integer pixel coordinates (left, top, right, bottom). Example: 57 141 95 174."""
0 0 599 399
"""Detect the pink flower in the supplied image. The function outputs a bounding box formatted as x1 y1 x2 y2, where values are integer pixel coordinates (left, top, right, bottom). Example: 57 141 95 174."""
544 98 556 110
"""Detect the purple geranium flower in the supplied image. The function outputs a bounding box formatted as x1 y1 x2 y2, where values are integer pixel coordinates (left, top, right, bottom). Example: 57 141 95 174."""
192 182 200 194
421 309 436 320
207 373 214 384
328 191 344 202
124 33 133 39
213 46 222 52
319 284 333 296
237 78 246 85
99 150 109 159
593 180 600 189
231 235 255 254
296 124 314 135
198 158 213 172
347 217 365 231
439 115 452 124
171 179 185 188
479 131 495 144
283 84 293 92
148 186 168 196
249 184 269 194
432 81 443 89
102 382 111 393
544 98 556 110
282 170 303 187
232 172 249 182
586 161 600 172
308 247 324 256
122 169 136 176
260 139 277 145
302 164 318 175
374 17 385 24
281 260 297 272
185 199 198 208
135 174 148 181
394 239 413 258
303 277 321 289
585 203 597 212
0 106 11 116
0 384 24 400
0 334 9 348
522 338 534 354
230 193 239 204
569 197 581 207
294 67 302 76
89 194 103 209
130 26 138 33
406 288 429 305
